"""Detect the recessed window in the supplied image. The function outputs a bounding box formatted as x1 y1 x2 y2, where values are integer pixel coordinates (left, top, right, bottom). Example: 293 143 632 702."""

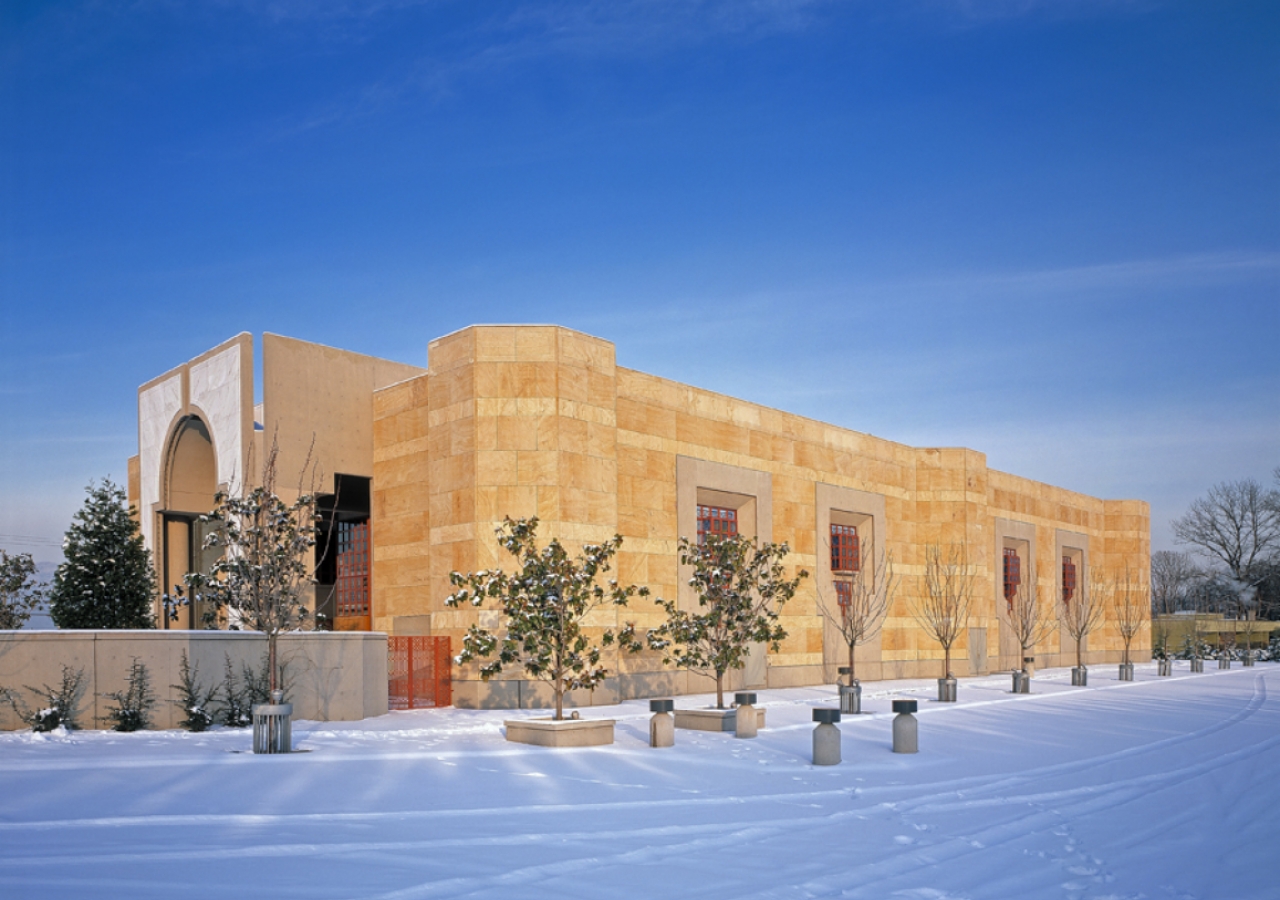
697 505 738 544
336 520 370 618
1062 556 1077 606
1003 548 1021 606
830 523 860 574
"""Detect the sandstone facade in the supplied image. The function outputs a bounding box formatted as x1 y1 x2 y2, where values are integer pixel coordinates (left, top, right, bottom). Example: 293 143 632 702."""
133 325 1150 710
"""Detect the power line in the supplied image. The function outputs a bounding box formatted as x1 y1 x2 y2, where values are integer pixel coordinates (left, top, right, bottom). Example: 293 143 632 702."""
0 534 64 547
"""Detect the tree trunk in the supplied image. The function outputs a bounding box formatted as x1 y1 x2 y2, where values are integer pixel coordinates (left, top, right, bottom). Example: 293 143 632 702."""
848 642 856 685
554 672 564 721
943 643 951 679
715 670 725 709
268 633 278 693
1076 638 1084 670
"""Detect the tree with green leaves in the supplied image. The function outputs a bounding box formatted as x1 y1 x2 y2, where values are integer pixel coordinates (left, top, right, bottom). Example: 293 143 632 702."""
445 517 647 721
48 479 155 629
648 534 807 709
0 549 45 630
184 438 319 693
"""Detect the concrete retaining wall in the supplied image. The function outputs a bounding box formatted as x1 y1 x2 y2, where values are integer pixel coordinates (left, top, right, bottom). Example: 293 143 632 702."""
0 630 388 731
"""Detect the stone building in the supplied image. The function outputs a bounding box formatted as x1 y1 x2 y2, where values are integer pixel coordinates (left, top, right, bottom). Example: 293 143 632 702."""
130 325 1150 708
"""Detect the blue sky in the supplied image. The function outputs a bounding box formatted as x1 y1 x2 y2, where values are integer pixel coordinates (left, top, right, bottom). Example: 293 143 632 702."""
2 0 1277 563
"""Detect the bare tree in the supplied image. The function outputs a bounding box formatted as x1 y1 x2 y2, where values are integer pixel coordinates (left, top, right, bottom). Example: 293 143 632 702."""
1150 550 1199 615
819 539 896 686
1060 566 1108 671
912 544 974 680
185 436 320 693
1112 564 1146 667
1008 575 1054 674
1172 478 1280 585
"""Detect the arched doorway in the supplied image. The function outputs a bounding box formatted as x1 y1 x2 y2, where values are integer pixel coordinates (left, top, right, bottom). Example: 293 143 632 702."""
159 416 219 629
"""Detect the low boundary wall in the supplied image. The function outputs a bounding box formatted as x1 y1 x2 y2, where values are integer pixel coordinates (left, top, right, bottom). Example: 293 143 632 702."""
0 630 389 731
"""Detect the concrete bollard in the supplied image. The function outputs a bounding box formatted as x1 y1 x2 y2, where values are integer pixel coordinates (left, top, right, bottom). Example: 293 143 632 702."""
812 708 841 766
892 699 918 754
649 699 674 748
734 692 758 739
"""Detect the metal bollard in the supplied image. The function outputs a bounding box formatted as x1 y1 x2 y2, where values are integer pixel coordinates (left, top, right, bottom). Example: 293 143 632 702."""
252 689 292 755
892 700 917 754
734 692 758 739
649 699 674 747
937 677 957 702
1071 667 1088 686
812 709 841 766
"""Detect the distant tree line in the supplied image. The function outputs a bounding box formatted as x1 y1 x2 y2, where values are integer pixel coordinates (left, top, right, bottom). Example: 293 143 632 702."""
1153 467 1280 621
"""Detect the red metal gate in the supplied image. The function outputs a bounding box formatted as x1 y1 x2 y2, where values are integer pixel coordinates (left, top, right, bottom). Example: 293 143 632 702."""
388 636 452 709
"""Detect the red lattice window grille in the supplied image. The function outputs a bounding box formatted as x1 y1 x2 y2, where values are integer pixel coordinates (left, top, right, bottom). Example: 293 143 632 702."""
830 523 860 574
336 520 370 618
834 579 853 619
1003 548 1021 605
1062 556 1077 606
697 505 738 545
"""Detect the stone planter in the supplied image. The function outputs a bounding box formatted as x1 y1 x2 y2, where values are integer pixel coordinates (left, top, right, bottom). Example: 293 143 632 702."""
840 682 862 715
1158 659 1172 676
1071 666 1087 686
937 677 957 702
1191 658 1204 673
505 717 615 747
674 707 766 732
1118 662 1134 681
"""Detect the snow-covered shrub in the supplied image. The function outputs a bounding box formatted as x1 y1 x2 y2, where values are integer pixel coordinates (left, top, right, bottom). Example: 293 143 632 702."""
1175 635 1215 660
219 653 253 727
172 651 218 732
104 657 156 732
5 665 86 732
218 653 286 727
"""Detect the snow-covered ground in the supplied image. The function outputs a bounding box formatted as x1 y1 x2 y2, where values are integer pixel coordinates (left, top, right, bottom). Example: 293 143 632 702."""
1 663 1275 900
